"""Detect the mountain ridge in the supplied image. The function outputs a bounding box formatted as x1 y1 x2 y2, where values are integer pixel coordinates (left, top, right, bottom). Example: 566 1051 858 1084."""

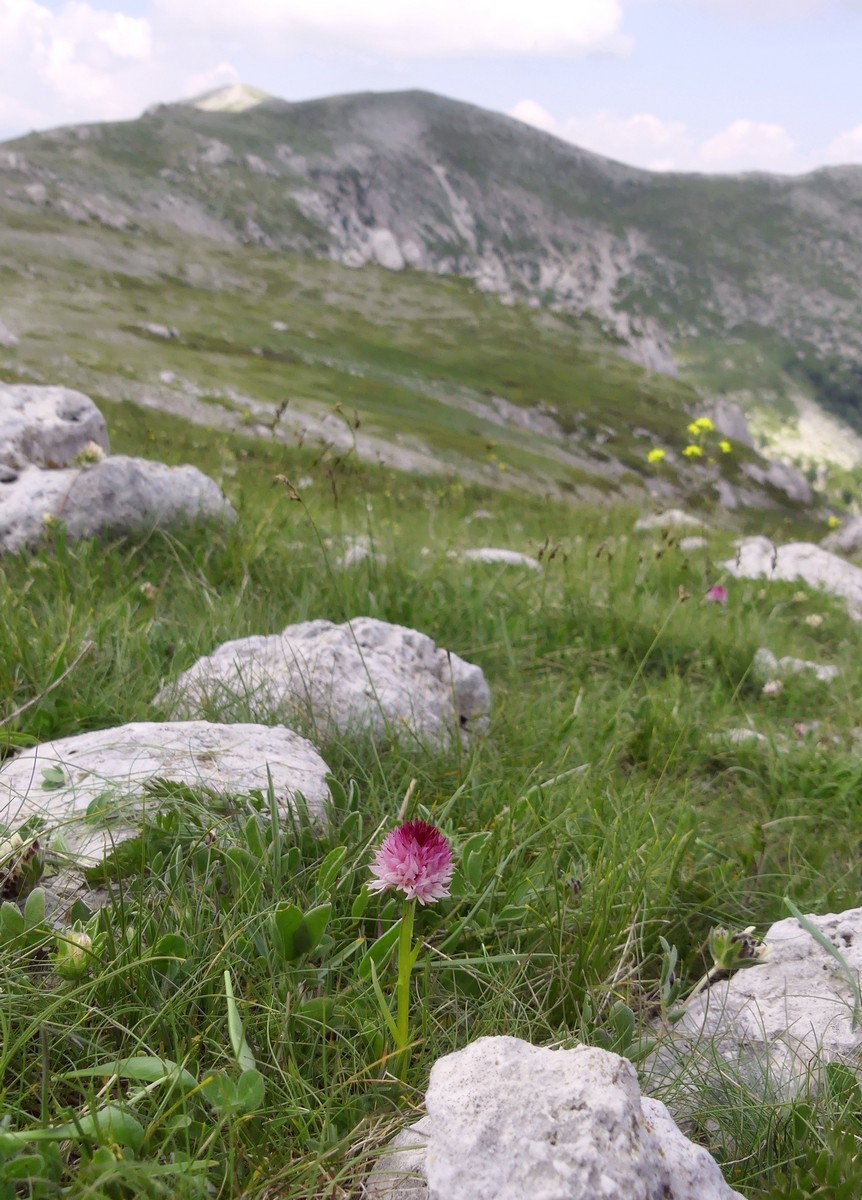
1 86 861 468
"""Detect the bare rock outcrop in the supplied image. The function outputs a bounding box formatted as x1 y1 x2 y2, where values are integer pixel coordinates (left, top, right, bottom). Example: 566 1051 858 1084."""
157 617 491 748
0 721 331 866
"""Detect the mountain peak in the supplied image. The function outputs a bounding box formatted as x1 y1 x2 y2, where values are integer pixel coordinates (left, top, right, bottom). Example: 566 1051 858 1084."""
186 83 272 113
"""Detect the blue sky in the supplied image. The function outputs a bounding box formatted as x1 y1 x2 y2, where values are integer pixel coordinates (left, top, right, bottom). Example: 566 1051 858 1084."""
1 0 861 173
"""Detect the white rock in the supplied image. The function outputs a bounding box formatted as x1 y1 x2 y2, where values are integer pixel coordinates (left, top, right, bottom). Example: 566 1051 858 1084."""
271 320 289 332
368 1038 744 1200
460 548 541 570
0 318 18 349
334 535 387 569
722 536 862 621
0 456 234 553
822 516 862 557
742 459 812 504
138 322 179 340
635 509 707 532
0 721 331 866
0 385 109 471
710 728 769 747
157 617 491 748
752 647 839 684
656 907 862 1101
369 229 405 271
679 535 709 552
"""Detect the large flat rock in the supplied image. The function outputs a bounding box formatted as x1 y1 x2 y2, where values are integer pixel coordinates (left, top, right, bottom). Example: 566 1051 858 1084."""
0 384 109 471
723 536 862 620
0 455 234 552
157 617 491 749
647 906 862 1107
0 721 331 865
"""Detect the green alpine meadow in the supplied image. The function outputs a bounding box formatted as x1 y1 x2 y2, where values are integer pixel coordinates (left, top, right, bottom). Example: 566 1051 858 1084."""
2 85 862 1199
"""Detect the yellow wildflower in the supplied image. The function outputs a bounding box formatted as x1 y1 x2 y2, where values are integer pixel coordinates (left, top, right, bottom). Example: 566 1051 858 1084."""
718 439 732 453
827 515 841 529
683 444 704 458
693 416 715 433
647 448 666 463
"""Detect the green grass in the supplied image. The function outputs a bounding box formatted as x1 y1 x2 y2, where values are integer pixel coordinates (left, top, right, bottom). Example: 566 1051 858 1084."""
0 398 860 1197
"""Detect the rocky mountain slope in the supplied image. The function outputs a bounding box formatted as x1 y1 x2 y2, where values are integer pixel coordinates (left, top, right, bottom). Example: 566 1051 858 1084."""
3 85 862 421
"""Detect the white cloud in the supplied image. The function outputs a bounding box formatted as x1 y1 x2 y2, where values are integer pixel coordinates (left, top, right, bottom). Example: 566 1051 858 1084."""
510 98 557 133
699 119 795 170
510 101 692 169
509 101 805 172
154 0 630 58
183 61 242 100
0 0 155 135
824 122 862 164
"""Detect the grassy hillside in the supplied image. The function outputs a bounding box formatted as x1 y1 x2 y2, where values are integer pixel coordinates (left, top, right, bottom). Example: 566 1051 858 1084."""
0 192 817 513
2 87 862 458
0 398 859 1197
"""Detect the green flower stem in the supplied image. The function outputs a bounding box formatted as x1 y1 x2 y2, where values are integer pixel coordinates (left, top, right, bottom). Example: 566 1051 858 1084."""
394 898 417 1078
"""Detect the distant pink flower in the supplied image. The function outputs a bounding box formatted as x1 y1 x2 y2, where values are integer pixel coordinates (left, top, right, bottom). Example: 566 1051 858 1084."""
368 820 454 905
705 585 728 604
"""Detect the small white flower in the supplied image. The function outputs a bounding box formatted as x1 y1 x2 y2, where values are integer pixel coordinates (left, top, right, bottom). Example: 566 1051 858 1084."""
762 679 784 697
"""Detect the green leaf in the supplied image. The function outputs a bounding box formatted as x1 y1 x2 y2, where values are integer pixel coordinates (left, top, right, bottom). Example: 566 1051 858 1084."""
358 920 401 980
318 846 347 891
243 816 266 859
0 902 25 939
23 887 45 927
368 958 399 1043
350 885 370 921
40 766 66 791
1 1106 145 1150
0 1153 47 1180
272 902 331 962
201 1072 238 1113
152 933 188 963
236 1069 265 1113
60 1056 197 1093
224 970 255 1073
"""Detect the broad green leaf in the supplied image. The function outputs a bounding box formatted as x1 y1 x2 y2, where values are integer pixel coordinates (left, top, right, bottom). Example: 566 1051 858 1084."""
0 1106 145 1150
201 1072 238 1113
152 933 188 962
60 1056 197 1093
318 846 347 890
272 902 331 962
350 885 370 921
236 1068 265 1113
23 887 45 926
224 970 255 1073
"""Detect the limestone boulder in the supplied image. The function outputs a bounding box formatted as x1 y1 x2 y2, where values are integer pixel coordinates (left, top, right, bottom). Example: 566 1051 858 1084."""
157 617 491 748
741 460 812 504
635 509 707 532
459 548 541 570
366 1037 744 1200
649 907 862 1103
723 536 862 621
0 455 234 553
0 721 331 866
752 647 839 684
822 516 862 558
0 384 109 471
